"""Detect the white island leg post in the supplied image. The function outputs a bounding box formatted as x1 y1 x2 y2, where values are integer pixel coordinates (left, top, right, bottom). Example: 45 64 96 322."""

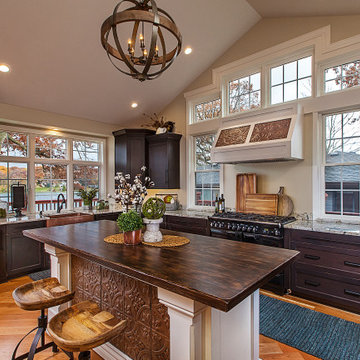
158 288 260 360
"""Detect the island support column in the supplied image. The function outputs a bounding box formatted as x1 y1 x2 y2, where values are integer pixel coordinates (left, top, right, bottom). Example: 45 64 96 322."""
158 288 260 360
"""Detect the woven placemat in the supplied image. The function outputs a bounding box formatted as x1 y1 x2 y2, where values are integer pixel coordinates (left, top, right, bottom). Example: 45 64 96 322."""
104 233 190 247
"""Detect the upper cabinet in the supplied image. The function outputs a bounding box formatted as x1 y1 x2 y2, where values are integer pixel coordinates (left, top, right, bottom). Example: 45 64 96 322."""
113 129 155 180
147 133 182 189
113 130 182 189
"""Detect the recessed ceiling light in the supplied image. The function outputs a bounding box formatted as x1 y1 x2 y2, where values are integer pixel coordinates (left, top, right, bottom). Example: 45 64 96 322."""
131 102 138 108
184 47 192 55
0 64 10 73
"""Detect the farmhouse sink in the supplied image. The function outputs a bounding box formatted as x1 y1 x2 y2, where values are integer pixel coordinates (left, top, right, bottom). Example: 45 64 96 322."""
46 212 94 227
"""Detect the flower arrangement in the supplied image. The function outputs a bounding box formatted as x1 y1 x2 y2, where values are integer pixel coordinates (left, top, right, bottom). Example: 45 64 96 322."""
77 188 98 210
141 113 175 133
109 166 154 212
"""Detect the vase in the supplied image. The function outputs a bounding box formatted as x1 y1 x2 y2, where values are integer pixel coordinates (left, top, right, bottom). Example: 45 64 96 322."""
123 229 142 245
143 218 163 243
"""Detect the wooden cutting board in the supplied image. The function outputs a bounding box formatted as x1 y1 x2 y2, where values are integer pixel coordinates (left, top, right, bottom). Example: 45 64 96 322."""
236 174 257 212
245 194 279 215
277 187 294 216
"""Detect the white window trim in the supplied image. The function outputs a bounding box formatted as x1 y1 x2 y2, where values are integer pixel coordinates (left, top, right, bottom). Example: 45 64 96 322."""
187 133 223 210
313 110 360 222
189 92 222 125
0 124 106 214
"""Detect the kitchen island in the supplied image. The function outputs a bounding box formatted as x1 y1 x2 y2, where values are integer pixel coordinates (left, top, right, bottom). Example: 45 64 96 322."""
23 220 298 360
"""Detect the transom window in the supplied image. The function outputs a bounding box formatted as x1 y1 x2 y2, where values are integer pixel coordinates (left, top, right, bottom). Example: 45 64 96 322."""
270 56 312 104
194 134 220 207
229 72 261 113
73 141 99 162
35 136 67 159
325 59 360 93
0 131 28 157
194 99 221 122
324 111 360 217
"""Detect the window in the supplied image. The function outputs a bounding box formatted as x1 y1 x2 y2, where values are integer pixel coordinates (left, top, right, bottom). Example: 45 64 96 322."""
35 136 67 159
270 56 312 104
35 164 67 212
73 141 99 161
0 162 27 209
229 72 261 113
194 134 220 207
325 60 360 93
73 165 99 208
324 111 360 217
194 99 221 122
0 131 28 157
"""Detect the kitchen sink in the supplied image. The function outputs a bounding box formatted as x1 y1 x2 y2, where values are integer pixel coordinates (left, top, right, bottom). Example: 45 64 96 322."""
46 212 94 227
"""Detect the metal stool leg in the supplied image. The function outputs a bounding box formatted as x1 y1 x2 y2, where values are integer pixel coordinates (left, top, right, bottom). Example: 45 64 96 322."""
11 326 38 360
78 351 91 360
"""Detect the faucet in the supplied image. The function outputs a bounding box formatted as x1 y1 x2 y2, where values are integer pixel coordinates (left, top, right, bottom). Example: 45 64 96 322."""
57 193 66 213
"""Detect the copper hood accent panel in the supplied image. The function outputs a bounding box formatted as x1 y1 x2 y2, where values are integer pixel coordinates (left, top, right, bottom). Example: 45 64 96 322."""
216 125 250 147
211 112 303 163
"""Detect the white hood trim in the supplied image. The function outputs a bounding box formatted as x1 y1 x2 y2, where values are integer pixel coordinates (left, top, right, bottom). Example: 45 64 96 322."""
211 106 304 163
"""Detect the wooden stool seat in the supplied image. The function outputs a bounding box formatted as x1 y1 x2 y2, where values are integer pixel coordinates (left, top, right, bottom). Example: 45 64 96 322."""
12 277 75 311
48 301 126 353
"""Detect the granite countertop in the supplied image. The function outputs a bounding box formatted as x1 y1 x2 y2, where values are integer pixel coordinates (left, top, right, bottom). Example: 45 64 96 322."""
165 209 213 219
0 213 46 225
285 219 360 236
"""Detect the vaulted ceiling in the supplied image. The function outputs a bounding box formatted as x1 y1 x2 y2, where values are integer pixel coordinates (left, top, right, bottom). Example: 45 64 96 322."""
0 0 259 125
2 1 360 127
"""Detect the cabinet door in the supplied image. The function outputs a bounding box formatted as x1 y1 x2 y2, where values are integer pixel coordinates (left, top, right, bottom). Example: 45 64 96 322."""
6 221 46 278
0 228 6 283
148 142 167 188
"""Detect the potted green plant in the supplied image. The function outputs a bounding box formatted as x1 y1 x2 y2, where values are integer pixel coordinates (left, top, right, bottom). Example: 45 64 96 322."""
117 210 143 245
142 197 166 243
77 188 98 210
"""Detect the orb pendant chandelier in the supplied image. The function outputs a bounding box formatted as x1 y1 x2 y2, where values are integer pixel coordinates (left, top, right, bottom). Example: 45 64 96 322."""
101 0 182 81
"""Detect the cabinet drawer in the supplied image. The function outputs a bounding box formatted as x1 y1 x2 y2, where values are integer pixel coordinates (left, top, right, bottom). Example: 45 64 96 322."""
293 266 360 313
165 216 208 236
295 244 360 276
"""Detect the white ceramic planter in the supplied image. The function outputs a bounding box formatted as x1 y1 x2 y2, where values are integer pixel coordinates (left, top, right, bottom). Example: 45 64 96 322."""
143 218 163 243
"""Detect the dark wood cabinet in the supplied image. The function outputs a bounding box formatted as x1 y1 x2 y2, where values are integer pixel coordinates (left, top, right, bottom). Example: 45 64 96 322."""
163 215 209 236
287 228 360 313
94 212 122 221
0 227 6 283
113 129 155 179
147 133 182 189
5 221 47 280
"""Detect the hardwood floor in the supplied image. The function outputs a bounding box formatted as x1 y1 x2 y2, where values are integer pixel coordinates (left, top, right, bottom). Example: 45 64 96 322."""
1 277 359 360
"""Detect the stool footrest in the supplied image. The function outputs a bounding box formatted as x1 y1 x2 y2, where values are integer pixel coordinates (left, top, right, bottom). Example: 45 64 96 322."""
12 341 56 360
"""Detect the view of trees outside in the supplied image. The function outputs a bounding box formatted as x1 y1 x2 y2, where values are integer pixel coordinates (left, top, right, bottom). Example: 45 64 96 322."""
0 132 100 211
271 56 312 104
325 111 360 216
195 134 220 206
229 72 261 113
195 98 221 122
325 60 360 93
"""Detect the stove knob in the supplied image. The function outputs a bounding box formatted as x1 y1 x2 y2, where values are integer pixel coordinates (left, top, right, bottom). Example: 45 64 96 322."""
252 226 258 233
242 225 247 232
236 224 242 231
274 228 281 236
219 222 224 228
210 222 214 227
213 222 218 228
227 223 232 230
248 225 253 232
232 224 237 231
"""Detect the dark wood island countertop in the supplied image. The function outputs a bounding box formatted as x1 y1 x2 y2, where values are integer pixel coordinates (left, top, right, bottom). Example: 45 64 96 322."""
23 220 298 312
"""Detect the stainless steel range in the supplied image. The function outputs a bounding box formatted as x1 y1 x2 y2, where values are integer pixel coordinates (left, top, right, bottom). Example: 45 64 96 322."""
209 211 296 294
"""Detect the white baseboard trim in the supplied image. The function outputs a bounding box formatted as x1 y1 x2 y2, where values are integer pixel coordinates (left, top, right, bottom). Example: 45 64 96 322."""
93 343 132 360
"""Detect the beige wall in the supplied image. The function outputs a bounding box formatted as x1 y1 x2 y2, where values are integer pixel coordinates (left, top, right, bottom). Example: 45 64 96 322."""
161 16 360 214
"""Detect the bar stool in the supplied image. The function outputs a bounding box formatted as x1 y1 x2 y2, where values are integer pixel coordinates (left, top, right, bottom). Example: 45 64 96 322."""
48 300 126 360
12 277 75 360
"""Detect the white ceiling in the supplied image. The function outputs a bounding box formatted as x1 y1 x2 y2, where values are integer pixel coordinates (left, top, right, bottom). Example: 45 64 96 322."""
247 0 360 17
0 0 260 126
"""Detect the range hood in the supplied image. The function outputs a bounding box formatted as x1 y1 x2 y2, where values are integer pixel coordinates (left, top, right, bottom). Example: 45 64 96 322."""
211 110 304 164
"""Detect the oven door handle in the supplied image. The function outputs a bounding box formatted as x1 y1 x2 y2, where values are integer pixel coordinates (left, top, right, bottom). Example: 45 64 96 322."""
243 233 259 240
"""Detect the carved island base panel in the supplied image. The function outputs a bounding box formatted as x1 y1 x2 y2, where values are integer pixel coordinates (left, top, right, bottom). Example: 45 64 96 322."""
71 255 170 360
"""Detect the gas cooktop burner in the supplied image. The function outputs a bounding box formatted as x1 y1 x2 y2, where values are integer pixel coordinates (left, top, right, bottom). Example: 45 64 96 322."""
210 212 296 225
